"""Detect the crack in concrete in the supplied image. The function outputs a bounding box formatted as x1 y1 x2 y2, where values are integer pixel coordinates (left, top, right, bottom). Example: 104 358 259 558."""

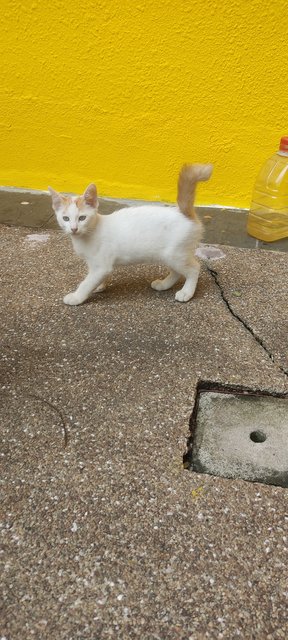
207 266 288 379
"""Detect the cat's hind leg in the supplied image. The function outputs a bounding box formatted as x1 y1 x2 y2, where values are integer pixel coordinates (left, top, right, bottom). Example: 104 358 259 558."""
174 259 200 302
151 270 180 291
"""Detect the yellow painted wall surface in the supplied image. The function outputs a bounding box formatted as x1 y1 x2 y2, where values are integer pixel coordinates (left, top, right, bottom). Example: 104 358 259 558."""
1 0 288 206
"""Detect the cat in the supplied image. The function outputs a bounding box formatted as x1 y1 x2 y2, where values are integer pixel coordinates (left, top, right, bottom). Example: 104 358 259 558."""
48 163 213 305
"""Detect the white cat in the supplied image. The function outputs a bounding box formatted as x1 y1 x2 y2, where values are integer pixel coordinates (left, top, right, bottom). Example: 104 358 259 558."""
48 163 213 305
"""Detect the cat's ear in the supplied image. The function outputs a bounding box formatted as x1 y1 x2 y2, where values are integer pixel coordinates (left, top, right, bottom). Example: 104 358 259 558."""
83 184 98 208
48 187 63 212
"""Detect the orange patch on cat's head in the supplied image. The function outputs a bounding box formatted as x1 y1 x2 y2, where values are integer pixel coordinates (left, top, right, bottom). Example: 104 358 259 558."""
75 196 86 210
74 186 98 210
61 195 73 209
49 185 98 213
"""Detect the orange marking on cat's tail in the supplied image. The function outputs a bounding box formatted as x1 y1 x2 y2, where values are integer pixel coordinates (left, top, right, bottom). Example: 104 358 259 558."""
177 163 213 220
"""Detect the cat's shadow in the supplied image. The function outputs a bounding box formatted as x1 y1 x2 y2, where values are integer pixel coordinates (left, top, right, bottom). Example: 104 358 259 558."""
88 275 173 304
87 269 204 305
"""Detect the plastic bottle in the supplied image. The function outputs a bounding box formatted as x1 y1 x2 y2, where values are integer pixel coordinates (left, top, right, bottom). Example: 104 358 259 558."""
247 136 288 241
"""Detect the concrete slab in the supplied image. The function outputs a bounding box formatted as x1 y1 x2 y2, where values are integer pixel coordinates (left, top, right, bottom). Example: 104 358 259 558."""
191 390 288 487
1 223 288 639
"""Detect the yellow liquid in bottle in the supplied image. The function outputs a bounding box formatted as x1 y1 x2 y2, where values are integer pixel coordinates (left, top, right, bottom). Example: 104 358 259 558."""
247 152 288 242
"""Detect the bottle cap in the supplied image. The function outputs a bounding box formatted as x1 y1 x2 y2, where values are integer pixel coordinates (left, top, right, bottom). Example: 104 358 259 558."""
279 136 288 152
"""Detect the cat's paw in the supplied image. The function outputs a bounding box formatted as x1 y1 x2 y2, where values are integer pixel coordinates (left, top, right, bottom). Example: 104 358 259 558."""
95 282 107 293
63 292 83 306
175 289 193 303
151 279 166 291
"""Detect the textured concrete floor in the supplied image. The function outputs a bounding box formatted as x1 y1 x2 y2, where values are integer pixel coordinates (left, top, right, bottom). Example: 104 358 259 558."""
1 223 288 639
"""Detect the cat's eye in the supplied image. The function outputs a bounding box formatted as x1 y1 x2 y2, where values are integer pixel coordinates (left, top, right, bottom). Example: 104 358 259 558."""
79 215 86 221
63 216 69 221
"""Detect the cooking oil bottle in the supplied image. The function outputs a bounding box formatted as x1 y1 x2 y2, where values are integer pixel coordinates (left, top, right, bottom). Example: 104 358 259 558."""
247 136 288 241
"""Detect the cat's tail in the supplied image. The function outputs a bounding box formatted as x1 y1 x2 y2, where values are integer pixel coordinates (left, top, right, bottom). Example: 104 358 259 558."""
177 163 213 220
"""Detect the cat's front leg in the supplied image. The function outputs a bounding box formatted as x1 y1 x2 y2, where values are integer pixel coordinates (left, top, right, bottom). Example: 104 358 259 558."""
63 270 109 305
63 292 87 305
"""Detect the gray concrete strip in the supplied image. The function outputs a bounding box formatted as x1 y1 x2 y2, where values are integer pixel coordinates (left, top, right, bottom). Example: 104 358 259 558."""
1 224 288 639
0 189 55 228
1 186 288 252
0 189 138 230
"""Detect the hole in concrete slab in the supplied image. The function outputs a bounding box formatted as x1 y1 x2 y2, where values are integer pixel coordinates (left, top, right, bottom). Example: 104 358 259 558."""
184 381 288 487
250 430 267 443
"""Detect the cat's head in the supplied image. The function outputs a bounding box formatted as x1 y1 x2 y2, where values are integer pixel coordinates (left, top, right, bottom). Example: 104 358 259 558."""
48 184 98 236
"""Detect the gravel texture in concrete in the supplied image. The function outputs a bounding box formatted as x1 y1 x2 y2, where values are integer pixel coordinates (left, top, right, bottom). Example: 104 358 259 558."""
1 224 288 639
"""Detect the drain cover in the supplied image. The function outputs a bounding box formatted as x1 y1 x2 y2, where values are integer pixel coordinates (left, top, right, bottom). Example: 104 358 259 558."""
190 388 288 487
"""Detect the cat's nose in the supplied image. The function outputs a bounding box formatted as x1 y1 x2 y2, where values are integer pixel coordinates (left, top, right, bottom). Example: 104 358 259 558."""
71 227 78 234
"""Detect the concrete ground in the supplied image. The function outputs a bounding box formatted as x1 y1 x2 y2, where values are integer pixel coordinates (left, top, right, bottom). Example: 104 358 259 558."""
1 194 288 639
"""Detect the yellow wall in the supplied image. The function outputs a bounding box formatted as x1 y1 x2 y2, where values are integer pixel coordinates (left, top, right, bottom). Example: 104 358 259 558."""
1 0 288 206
